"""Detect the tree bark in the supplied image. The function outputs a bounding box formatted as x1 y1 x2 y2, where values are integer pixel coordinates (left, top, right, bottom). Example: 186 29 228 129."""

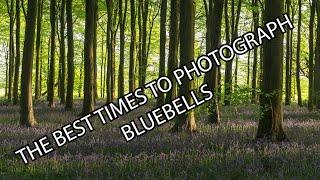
251 0 259 104
314 2 320 109
308 0 316 110
65 0 75 110
7 0 15 103
13 0 21 105
118 0 128 97
257 0 287 141
48 0 56 108
35 0 43 100
157 0 167 106
166 0 179 103
172 0 196 132
296 0 303 107
129 0 136 92
285 0 291 105
59 0 66 104
20 0 38 127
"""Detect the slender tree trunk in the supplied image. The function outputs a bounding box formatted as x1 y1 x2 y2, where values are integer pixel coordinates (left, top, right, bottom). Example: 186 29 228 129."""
106 0 114 102
285 0 291 105
13 0 20 105
20 0 38 127
93 2 98 102
129 0 136 92
308 0 316 110
296 0 303 107
118 0 128 97
314 2 320 109
252 0 259 103
257 0 287 141
140 0 149 88
65 0 75 110
224 0 232 105
7 0 15 103
166 0 179 103
59 0 66 104
35 0 43 100
48 0 56 108
5 49 9 97
204 0 223 124
82 0 96 115
157 0 167 106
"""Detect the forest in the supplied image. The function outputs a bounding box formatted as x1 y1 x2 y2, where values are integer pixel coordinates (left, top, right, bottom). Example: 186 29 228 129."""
0 0 319 179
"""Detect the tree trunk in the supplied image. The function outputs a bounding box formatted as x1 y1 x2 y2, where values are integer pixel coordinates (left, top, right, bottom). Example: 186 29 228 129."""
314 2 320 109
7 0 15 103
48 0 56 108
106 0 114 102
82 0 96 115
252 0 259 103
285 0 291 105
118 0 128 97
129 0 136 92
20 0 38 127
204 0 223 124
157 0 167 106
59 0 66 104
35 0 43 100
166 0 179 103
257 0 287 141
172 0 196 132
296 0 303 107
308 0 316 110
13 0 21 105
65 0 75 110
139 0 149 88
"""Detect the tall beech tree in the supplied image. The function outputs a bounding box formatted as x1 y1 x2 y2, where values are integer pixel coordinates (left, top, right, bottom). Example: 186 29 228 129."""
6 0 15 103
308 0 316 110
251 0 259 103
82 0 96 115
296 0 302 107
315 1 320 109
13 0 20 105
118 0 128 97
129 0 136 92
35 0 44 100
59 0 66 104
157 0 167 106
48 0 56 108
65 0 75 110
204 0 223 124
285 0 291 105
166 0 179 103
20 0 38 127
257 0 287 141
172 0 196 132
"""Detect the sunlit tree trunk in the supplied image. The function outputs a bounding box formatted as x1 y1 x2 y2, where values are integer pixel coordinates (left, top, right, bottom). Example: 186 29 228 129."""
308 0 316 110
129 0 136 92
35 0 43 100
20 0 38 127
59 0 66 104
6 0 15 103
296 0 303 107
252 0 259 104
314 2 320 109
13 0 20 105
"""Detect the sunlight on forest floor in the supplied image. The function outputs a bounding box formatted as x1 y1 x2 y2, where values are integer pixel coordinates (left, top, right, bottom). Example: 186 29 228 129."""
0 101 319 179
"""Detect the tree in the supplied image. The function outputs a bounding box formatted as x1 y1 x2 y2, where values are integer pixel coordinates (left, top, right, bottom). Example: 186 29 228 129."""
118 0 128 97
296 0 302 107
251 0 259 104
257 0 287 141
82 0 96 115
59 0 66 104
48 0 56 108
285 0 291 105
171 0 196 132
157 0 167 106
6 0 15 103
129 0 136 92
35 0 44 100
165 0 179 103
20 0 38 127
308 0 316 110
314 1 320 109
204 0 223 124
106 0 115 102
65 0 75 110
13 0 20 105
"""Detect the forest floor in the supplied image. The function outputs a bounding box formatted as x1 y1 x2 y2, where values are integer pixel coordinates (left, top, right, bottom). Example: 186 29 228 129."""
0 100 319 179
